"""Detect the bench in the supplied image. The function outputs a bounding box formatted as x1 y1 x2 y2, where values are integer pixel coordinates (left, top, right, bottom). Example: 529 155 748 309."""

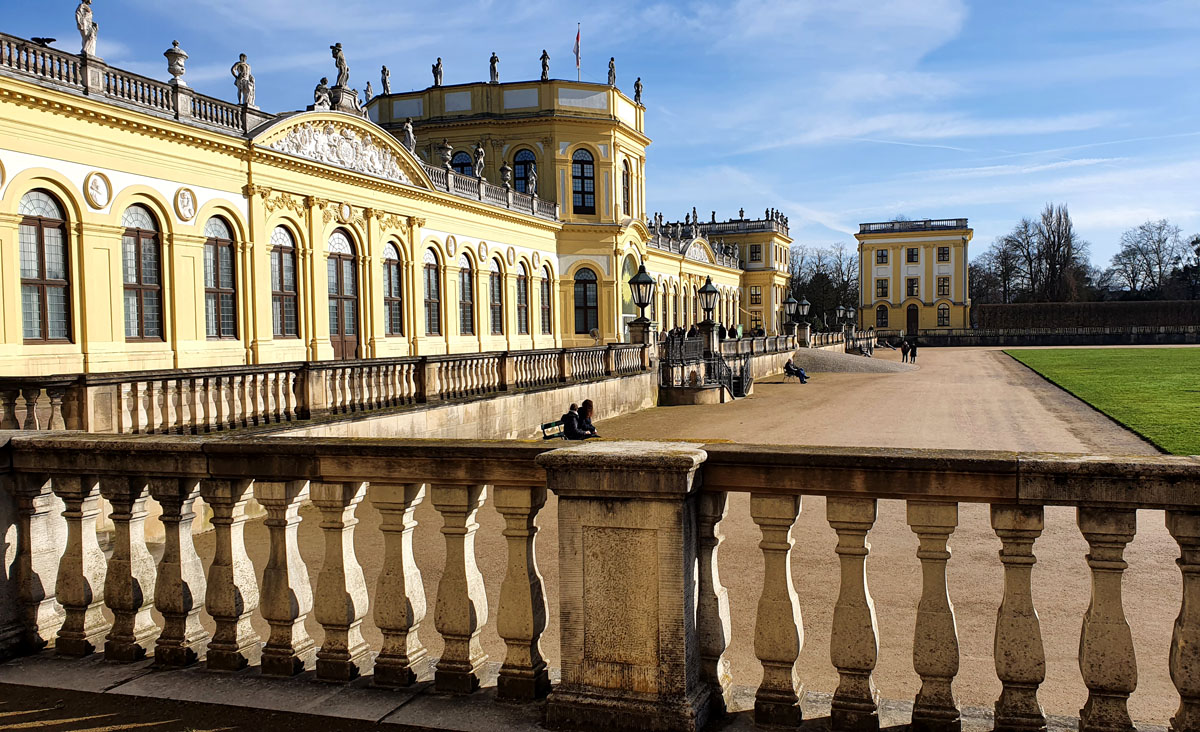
541 420 566 440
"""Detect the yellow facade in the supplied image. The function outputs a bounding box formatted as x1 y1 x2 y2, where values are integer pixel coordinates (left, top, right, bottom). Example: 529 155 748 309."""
855 219 972 333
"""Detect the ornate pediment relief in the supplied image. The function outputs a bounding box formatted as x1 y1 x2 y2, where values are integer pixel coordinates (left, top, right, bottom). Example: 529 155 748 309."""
685 240 713 263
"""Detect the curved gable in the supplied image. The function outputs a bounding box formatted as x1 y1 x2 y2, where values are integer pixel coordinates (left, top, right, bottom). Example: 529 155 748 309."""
684 240 714 264
251 112 433 189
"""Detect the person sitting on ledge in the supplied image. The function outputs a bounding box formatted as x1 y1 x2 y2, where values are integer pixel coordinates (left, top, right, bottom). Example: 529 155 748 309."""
578 399 600 438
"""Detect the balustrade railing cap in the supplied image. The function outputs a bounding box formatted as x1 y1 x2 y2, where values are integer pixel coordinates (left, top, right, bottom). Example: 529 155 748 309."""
537 440 706 498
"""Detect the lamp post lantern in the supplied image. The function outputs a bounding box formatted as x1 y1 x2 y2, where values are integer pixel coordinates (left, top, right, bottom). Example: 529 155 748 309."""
835 304 847 321
628 263 656 324
698 276 719 323
798 296 811 320
783 295 799 336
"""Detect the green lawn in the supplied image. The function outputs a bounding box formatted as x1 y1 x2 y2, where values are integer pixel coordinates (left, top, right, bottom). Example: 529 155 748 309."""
1006 348 1200 455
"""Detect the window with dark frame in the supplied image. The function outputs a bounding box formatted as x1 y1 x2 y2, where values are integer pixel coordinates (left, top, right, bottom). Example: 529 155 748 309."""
451 151 474 177
621 160 631 216
516 264 529 335
750 244 762 261
270 226 299 338
458 255 474 336
875 278 888 298
424 249 441 336
573 268 599 334
513 149 536 194
876 249 888 264
750 286 762 305
938 246 950 262
907 277 919 297
571 149 595 214
937 276 950 297
750 310 763 330
541 268 553 335
19 190 71 343
489 260 504 335
876 305 889 328
937 303 950 326
907 247 919 263
383 243 403 336
121 205 162 341
204 217 237 339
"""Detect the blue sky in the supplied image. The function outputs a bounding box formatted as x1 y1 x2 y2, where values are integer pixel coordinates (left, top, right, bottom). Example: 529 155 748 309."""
8 1 1200 265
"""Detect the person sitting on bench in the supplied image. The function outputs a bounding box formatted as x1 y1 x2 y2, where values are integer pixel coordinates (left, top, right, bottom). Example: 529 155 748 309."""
783 358 808 384
579 399 600 438
561 403 595 440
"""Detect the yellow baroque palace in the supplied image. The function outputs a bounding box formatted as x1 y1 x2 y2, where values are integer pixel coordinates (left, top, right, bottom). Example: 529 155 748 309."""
0 28 791 378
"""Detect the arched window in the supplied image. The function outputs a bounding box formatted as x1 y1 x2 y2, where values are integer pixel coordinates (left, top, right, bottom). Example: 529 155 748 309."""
383 243 403 336
516 263 529 335
571 149 595 215
19 190 71 342
937 302 951 327
661 289 669 328
621 160 631 216
270 226 298 338
451 151 473 177
424 249 441 336
540 267 553 335
514 149 536 194
458 255 474 336
121 205 162 341
573 267 598 334
327 230 358 359
489 259 504 335
204 217 237 339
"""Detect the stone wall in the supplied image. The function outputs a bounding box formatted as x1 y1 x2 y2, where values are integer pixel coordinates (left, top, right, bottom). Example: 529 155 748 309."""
975 300 1200 329
908 327 1200 347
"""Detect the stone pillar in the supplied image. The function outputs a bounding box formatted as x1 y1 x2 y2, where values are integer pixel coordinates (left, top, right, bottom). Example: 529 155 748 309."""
149 478 208 667
52 474 109 656
1168 511 1200 732
256 480 315 676
538 441 713 732
494 484 550 700
697 491 732 713
1077 508 1137 732
12 474 65 652
991 505 1046 731
99 477 159 662
200 479 260 671
907 500 961 732
20 389 40 430
0 390 19 430
312 481 372 681
80 53 107 96
751 493 804 728
431 483 489 693
371 483 428 688
828 497 880 731
799 323 812 347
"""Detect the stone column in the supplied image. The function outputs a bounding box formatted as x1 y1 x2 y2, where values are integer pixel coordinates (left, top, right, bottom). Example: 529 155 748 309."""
20 389 41 430
828 497 880 731
149 478 208 667
751 492 804 728
312 481 372 681
52 474 109 656
494 484 550 700
907 500 961 732
431 483 489 693
99 477 159 661
12 474 65 652
0 390 20 430
1168 511 1200 732
538 441 713 732
256 480 315 676
697 491 732 713
200 479 260 671
371 483 428 687
991 505 1046 731
1077 508 1137 732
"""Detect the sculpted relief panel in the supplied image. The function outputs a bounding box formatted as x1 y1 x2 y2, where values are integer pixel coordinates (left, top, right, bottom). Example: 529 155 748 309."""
268 122 411 185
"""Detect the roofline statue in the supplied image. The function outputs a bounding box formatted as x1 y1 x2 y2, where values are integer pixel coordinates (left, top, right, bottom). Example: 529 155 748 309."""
76 0 98 57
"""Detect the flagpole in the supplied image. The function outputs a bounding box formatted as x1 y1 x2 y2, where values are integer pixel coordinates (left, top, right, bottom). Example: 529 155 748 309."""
576 22 581 81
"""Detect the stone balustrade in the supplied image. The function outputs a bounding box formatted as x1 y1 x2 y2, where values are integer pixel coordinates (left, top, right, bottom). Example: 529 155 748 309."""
1 435 1198 731
719 335 799 357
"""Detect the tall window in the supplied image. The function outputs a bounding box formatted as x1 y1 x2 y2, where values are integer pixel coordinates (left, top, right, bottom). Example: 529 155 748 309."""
424 249 441 336
938 246 950 262
937 276 950 297
621 160 631 216
750 244 762 262
876 305 889 328
750 286 762 305
489 259 504 335
383 243 403 336
514 149 536 194
876 249 888 264
571 149 595 214
937 303 950 326
204 217 237 339
573 268 598 334
661 290 669 328
876 279 889 298
906 277 919 297
121 205 162 341
540 267 553 334
19 190 71 342
750 311 763 331
907 247 919 263
516 263 529 335
270 226 298 338
458 255 474 336
326 230 358 359
451 151 473 177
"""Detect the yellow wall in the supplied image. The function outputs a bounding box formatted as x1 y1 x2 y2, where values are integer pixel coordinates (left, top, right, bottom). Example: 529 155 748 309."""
855 226 972 332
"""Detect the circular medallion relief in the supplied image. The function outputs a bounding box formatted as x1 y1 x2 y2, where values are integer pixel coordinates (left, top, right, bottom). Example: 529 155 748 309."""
532 252 541 268
506 247 516 266
446 237 457 257
479 241 488 258
173 187 197 221
83 171 112 209
338 202 353 223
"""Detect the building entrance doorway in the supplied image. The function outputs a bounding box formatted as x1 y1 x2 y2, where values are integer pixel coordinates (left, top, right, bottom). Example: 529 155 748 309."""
906 304 919 335
327 230 359 360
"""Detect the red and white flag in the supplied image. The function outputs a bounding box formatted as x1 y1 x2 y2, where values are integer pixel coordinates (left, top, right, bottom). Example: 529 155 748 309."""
573 23 581 69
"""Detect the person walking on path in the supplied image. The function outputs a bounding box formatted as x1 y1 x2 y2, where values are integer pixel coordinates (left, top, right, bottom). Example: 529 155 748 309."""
909 340 918 364
900 340 910 363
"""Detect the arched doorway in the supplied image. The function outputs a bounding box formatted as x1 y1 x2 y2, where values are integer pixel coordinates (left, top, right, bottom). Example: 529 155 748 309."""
327 230 359 359
906 303 919 335
619 255 638 341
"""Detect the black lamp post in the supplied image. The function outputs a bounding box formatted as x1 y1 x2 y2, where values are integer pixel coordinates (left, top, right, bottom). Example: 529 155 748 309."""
698 276 719 323
628 263 656 324
835 305 847 322
783 295 799 335
798 296 811 322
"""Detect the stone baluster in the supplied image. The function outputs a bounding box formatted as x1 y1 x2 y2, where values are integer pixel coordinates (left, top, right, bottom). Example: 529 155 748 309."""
371 483 428 687
149 478 208 666
52 474 109 656
751 492 804 727
176 380 191 433
45 387 67 430
20 388 40 430
12 474 66 651
991 505 1046 731
161 379 175 432
494 484 550 700
908 501 961 732
1077 508 1137 732
431 483 489 693
0 389 19 429
828 497 880 731
256 480 316 676
312 481 372 681
1168 511 1200 732
200 479 260 670
99 477 159 661
698 491 732 712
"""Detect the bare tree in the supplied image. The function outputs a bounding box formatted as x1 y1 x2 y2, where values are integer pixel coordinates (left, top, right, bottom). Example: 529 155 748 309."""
1119 219 1186 292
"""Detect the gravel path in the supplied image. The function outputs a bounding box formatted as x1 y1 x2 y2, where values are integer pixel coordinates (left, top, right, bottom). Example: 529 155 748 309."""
786 347 917 373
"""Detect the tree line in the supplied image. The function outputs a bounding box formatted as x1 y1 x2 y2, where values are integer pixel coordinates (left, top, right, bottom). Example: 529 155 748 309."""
787 243 859 331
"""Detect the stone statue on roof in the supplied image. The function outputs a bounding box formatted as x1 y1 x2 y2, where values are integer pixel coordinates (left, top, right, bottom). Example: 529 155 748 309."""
489 52 500 84
608 57 616 86
634 77 643 104
365 81 373 101
473 141 486 178
401 118 416 153
432 58 443 87
331 43 350 87
527 162 538 197
314 77 331 109
231 54 255 106
76 0 98 56
540 50 550 81
381 66 391 95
